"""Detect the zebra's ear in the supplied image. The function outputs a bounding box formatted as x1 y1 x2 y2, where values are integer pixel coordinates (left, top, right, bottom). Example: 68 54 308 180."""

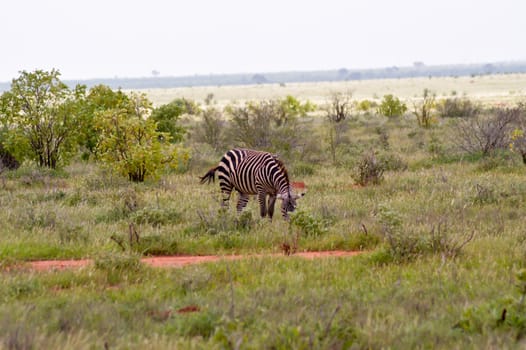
292 192 306 200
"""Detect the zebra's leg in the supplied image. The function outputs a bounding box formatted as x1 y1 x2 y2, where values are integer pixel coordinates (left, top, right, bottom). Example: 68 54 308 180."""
236 193 250 213
258 192 267 218
267 195 277 220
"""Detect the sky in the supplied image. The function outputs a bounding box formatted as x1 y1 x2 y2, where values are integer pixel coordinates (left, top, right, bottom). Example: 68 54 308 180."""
1 0 526 82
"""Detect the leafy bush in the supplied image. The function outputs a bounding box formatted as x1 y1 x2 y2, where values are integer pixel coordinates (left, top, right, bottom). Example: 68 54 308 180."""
377 94 407 117
150 98 196 143
290 210 328 237
95 92 190 182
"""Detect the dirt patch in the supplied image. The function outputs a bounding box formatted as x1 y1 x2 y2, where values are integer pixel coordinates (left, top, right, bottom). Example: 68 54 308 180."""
25 250 364 271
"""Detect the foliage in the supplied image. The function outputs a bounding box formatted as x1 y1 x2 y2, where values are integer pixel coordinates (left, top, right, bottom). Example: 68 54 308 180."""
377 94 407 117
412 88 436 128
94 92 189 182
0 69 86 168
356 99 377 112
455 269 526 338
290 210 329 237
0 141 20 171
78 84 130 158
150 98 197 143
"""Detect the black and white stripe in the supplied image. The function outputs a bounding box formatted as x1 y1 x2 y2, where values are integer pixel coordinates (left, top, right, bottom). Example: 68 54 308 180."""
200 148 299 220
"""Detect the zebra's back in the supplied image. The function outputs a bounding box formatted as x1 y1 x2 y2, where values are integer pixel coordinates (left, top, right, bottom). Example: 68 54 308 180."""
218 148 277 194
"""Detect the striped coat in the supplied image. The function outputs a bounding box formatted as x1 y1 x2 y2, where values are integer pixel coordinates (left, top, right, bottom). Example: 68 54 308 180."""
200 148 300 220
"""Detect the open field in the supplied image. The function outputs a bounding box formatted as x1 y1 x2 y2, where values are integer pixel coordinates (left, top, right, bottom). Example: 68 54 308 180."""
139 73 526 107
1 75 526 348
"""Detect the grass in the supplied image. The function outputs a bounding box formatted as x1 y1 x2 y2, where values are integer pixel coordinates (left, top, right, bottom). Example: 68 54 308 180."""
1 75 526 348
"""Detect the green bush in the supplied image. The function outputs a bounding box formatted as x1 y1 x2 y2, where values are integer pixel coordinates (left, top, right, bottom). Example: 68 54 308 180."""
290 210 328 237
377 94 407 117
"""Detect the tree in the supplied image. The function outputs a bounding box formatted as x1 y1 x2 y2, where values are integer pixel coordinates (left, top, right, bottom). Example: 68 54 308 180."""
326 92 352 123
78 84 130 158
377 94 407 117
95 92 188 182
0 69 86 168
150 98 197 143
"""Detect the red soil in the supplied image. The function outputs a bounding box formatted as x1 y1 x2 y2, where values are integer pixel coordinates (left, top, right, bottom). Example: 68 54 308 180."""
25 250 363 271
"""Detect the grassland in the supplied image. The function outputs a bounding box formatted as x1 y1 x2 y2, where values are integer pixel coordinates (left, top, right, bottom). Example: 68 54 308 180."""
139 73 526 107
1 75 526 349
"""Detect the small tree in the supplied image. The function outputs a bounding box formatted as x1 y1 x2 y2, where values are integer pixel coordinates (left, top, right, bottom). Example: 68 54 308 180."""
378 94 407 117
412 89 436 128
326 91 352 123
0 69 85 168
95 93 187 182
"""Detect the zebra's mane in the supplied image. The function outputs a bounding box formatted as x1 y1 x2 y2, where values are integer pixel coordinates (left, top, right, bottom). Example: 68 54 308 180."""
274 157 290 186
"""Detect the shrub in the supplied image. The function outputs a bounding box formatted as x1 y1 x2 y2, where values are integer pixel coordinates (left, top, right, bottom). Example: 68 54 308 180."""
412 89 437 128
377 94 407 117
95 92 190 182
453 107 520 156
290 210 328 237
352 151 385 186
225 96 313 156
377 205 475 262
192 107 227 152
150 98 196 143
437 97 480 118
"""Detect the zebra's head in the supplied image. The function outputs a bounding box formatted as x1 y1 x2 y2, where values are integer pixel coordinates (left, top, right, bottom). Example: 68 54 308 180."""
279 191 306 218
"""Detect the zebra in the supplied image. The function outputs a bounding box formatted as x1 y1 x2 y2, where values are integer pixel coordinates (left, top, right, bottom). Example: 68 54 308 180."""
200 148 304 220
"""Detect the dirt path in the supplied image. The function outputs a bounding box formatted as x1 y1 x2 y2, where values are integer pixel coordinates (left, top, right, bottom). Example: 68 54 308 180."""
27 250 363 271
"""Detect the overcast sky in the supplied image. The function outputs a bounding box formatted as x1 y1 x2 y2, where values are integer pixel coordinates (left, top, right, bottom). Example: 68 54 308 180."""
1 0 525 82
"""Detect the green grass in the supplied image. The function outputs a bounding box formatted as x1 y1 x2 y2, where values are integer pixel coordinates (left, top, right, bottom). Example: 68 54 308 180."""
1 78 526 347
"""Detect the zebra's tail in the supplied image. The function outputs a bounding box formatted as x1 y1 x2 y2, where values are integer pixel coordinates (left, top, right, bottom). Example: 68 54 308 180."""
200 166 218 184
